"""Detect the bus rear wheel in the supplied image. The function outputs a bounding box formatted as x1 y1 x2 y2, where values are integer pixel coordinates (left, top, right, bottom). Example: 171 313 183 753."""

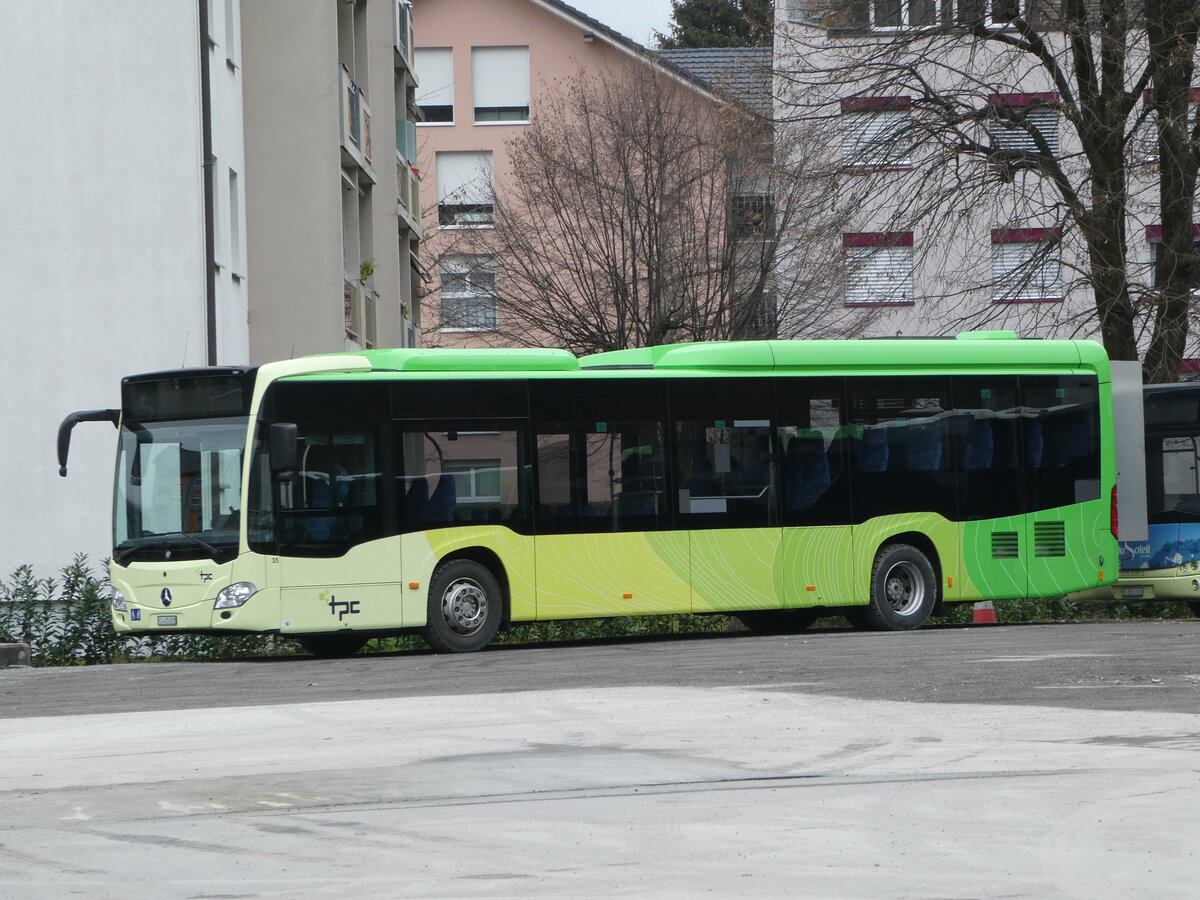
865 543 937 631
422 558 503 653
737 609 818 634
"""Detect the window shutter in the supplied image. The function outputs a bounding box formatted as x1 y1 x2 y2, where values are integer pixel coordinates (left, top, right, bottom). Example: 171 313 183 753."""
841 110 910 166
436 151 492 205
990 107 1059 153
472 47 530 114
992 242 1060 301
415 47 454 109
846 245 914 303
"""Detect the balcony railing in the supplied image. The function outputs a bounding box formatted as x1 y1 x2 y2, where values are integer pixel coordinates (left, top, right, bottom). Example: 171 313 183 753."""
397 155 421 227
344 277 362 344
394 0 413 69
340 65 374 173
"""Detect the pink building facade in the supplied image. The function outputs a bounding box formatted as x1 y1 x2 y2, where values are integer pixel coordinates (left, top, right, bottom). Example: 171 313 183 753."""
411 0 717 348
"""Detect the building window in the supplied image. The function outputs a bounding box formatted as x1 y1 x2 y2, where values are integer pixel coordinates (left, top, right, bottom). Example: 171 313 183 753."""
228 169 241 276
1138 88 1200 164
443 459 503 503
988 93 1060 154
840 97 912 169
440 255 497 331
471 46 530 123
991 228 1061 302
732 194 773 238
436 151 493 227
415 47 454 123
869 0 936 29
955 0 1026 25
223 0 239 67
844 232 914 305
1147 225 1200 291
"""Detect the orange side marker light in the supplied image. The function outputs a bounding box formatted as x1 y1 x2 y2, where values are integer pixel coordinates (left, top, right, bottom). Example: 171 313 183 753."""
409 582 420 590
806 585 816 592
623 593 633 599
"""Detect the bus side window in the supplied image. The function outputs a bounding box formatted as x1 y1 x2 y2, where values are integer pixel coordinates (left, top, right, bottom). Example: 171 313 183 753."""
777 385 850 526
534 422 667 533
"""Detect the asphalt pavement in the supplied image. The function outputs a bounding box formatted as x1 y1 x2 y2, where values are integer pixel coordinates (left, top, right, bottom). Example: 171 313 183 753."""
3 622 1200 898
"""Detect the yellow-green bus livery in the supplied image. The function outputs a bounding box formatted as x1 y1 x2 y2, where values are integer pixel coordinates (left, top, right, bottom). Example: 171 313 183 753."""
58 333 1118 655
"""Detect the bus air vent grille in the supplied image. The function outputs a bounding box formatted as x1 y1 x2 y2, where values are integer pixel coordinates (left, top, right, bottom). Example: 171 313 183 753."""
1034 521 1067 557
991 532 1020 559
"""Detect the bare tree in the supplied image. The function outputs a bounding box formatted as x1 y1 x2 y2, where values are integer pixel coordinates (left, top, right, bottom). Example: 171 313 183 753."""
777 0 1200 380
428 63 869 355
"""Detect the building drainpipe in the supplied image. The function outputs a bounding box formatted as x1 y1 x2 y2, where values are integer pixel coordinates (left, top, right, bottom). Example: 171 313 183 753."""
199 0 218 366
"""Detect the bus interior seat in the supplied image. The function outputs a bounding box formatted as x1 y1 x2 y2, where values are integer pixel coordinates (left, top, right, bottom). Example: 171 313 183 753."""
905 422 944 471
740 435 771 487
991 417 1019 468
404 476 428 521
854 427 889 473
963 417 994 470
424 474 457 522
785 433 830 512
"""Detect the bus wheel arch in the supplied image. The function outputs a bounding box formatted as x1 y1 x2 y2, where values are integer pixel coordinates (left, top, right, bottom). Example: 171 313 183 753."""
421 549 508 653
864 536 940 631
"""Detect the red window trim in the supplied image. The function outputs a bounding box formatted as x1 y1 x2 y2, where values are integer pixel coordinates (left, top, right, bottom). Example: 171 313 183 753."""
845 300 916 308
991 227 1060 244
987 92 1060 108
1142 88 1200 103
992 296 1063 305
843 231 914 247
1145 225 1200 240
840 96 912 114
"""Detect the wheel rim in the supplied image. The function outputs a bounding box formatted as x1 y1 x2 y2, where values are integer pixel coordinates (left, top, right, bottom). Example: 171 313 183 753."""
440 577 488 635
882 560 925 616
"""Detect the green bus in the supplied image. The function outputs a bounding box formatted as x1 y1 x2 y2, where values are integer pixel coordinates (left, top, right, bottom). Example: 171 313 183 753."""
58 332 1118 655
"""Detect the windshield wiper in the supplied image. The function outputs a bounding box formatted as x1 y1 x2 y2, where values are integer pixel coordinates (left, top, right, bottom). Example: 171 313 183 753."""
154 530 223 558
114 530 226 564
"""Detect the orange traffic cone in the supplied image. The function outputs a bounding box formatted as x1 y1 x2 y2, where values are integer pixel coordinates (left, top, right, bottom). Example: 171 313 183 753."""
972 601 998 624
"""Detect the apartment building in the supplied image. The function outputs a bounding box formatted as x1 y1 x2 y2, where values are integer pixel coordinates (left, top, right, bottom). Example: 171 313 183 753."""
1 1 248 576
242 0 423 362
775 0 1190 349
411 0 761 348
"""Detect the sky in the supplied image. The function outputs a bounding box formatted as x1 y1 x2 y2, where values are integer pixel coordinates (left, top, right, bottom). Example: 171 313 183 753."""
563 0 676 46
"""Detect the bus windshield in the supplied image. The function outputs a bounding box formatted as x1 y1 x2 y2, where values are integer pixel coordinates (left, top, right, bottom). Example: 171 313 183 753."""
114 417 248 564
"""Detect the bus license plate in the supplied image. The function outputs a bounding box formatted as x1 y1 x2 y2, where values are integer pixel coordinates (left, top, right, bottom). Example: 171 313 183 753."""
157 615 178 626
1120 587 1144 599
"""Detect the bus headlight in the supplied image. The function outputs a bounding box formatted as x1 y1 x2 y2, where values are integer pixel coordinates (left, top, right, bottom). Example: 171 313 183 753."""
215 582 258 609
111 589 126 612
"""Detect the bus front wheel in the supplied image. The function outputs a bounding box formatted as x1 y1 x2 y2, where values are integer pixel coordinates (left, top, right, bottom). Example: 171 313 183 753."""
866 543 937 631
423 558 503 653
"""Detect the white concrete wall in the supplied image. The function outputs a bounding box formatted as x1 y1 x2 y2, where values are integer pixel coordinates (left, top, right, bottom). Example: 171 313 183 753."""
0 2 210 577
209 0 252 366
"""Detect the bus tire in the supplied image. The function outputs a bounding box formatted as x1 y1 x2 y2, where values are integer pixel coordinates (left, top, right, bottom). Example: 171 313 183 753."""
422 558 503 653
866 543 937 631
299 633 368 658
737 609 817 634
1188 600 1200 619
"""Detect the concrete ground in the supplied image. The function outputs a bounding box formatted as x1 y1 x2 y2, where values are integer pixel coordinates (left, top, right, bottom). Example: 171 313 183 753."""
2 678 1199 898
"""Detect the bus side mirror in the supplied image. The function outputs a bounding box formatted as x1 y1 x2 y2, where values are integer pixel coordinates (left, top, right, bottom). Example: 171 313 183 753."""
269 423 298 480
